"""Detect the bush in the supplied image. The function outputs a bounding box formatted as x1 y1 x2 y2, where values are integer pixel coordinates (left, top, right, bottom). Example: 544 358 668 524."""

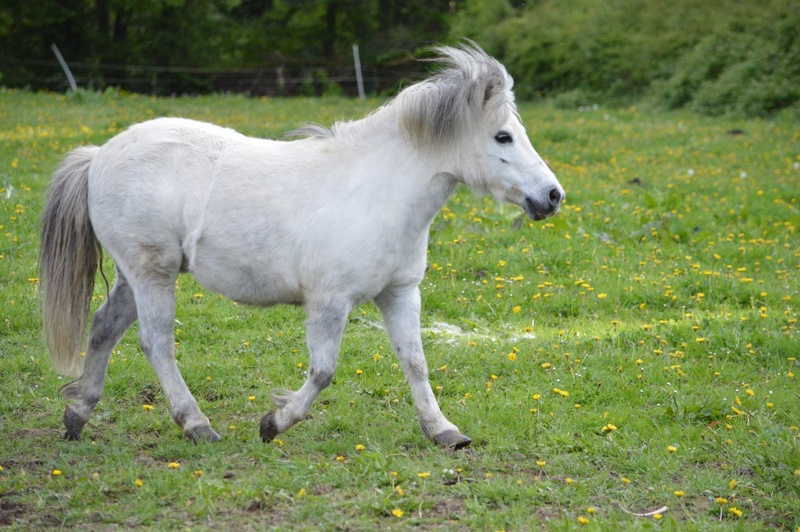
453 0 800 116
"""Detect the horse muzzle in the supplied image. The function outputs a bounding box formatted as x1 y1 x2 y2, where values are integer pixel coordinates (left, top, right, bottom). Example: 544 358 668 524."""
524 187 564 221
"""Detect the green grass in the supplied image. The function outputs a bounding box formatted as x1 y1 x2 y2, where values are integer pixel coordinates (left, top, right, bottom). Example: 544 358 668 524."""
1 89 798 529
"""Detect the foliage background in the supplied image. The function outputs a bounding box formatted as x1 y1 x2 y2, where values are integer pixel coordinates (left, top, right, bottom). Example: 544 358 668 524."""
452 0 800 116
2 0 799 115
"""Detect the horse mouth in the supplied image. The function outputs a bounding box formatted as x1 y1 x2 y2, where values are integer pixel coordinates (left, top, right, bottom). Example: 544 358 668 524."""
524 196 560 221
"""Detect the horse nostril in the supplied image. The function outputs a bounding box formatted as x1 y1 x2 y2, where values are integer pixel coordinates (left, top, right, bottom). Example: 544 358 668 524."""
548 188 563 206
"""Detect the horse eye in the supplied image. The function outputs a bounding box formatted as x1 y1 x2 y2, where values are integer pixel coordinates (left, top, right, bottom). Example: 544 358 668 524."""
494 131 513 144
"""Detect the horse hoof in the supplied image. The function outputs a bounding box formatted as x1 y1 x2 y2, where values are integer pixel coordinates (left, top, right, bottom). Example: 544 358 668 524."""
63 405 86 441
184 426 221 443
432 430 472 450
260 411 280 443
63 430 81 441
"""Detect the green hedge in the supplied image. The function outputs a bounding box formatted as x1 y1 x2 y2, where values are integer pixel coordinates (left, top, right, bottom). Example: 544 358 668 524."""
453 0 800 116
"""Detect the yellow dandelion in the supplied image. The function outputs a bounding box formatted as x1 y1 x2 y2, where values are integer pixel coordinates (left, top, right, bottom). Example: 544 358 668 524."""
715 497 728 504
52 469 62 476
653 513 663 520
728 507 743 517
297 488 306 498
577 516 589 525
134 478 144 487
417 471 430 479
674 490 685 497
508 352 517 362
392 508 404 518
168 462 180 469
622 477 631 484
667 445 677 453
142 404 154 411
355 444 365 452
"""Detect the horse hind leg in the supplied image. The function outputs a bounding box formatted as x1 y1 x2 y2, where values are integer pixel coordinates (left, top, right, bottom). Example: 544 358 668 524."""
132 278 220 443
61 269 138 440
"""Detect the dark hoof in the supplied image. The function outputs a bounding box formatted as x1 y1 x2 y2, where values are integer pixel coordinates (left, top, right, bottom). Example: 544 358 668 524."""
260 411 280 443
184 425 221 443
63 430 81 441
63 406 86 441
432 430 472 450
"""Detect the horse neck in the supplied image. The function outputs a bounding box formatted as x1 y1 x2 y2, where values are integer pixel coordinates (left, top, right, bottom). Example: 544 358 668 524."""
374 119 461 233
327 104 463 236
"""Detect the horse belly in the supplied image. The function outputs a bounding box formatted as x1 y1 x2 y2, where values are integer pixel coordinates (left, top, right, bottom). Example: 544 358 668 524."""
189 247 304 307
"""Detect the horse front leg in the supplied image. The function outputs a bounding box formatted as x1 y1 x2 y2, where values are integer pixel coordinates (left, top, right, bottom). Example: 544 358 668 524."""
374 287 472 450
260 300 349 442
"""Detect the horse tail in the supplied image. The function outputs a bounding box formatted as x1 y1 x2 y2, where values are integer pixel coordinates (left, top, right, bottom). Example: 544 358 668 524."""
39 146 102 377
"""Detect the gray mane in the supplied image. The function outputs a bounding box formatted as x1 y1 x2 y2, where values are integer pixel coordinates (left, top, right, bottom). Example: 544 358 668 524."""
396 43 515 148
286 43 515 147
284 123 334 139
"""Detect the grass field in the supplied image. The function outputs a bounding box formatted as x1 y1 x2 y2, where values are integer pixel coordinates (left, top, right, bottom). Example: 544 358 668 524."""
1 89 798 530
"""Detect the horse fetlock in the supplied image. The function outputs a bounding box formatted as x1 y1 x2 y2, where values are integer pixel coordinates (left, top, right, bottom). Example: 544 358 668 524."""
59 379 101 406
269 389 294 409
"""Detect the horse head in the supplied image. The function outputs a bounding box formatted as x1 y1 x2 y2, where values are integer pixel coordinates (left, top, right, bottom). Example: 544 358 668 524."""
398 43 564 221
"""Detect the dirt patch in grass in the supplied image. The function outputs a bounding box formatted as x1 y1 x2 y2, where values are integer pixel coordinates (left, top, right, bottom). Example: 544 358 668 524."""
0 498 26 526
427 496 467 522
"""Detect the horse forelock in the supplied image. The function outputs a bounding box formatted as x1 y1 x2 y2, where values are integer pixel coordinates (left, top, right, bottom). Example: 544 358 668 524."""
396 43 515 149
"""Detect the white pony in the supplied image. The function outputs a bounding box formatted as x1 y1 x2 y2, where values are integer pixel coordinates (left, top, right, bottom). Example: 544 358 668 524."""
39 44 564 449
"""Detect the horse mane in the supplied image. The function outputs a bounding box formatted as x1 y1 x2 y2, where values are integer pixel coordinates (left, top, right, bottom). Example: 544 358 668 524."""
396 43 516 148
286 43 515 148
